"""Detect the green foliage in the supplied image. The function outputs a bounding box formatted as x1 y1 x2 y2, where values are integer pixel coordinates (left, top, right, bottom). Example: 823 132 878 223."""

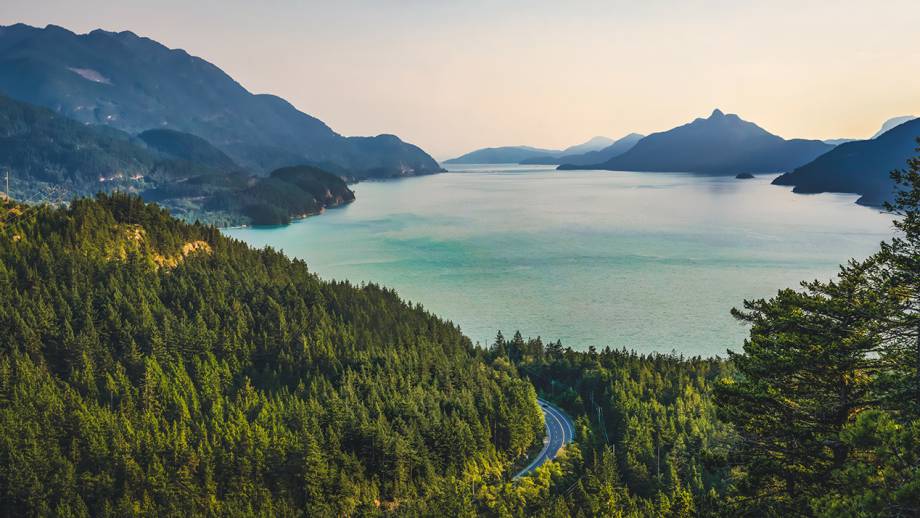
716 145 920 516
205 166 355 226
0 193 540 515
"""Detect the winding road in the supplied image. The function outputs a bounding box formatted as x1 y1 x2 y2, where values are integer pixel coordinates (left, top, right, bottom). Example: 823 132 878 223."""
514 398 575 479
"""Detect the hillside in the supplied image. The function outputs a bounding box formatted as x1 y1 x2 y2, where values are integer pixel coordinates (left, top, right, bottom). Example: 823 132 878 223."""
772 118 920 206
560 109 832 175
0 93 357 226
523 133 644 165
138 129 239 170
0 23 442 178
0 92 182 199
0 193 542 515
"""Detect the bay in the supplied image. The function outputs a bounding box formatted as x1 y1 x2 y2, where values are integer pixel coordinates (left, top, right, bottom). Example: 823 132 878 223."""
225 164 892 357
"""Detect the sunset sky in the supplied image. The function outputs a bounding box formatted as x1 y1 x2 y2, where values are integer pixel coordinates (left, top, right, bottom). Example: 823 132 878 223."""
4 0 919 159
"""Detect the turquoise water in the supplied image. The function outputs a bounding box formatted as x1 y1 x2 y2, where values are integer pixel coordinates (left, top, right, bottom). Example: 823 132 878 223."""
224 165 893 357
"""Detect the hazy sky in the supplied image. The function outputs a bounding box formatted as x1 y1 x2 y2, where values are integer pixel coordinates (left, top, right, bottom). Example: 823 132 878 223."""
3 1 919 159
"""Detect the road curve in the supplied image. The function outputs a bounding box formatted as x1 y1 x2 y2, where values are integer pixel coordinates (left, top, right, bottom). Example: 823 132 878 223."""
514 398 575 479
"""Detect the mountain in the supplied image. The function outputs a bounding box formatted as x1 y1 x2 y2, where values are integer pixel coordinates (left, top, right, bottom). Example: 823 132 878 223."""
872 115 916 139
0 193 542 514
0 23 442 178
444 145 563 164
824 138 856 146
445 136 623 165
0 92 353 225
559 135 615 155
523 133 645 165
0 92 185 196
559 109 833 175
772 117 920 206
138 129 238 170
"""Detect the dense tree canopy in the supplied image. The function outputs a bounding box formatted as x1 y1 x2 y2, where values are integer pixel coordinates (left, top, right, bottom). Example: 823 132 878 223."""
0 193 541 515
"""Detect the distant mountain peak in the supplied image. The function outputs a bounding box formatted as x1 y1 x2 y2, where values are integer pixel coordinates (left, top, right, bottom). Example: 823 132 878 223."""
873 115 917 139
559 110 831 175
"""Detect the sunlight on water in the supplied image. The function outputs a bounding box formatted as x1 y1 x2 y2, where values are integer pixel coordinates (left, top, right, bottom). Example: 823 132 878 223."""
225 165 893 357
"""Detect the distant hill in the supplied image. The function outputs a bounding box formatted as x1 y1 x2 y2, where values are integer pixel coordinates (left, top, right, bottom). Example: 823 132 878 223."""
444 145 563 164
445 136 621 165
824 138 856 146
772 117 920 206
558 136 615 155
524 133 644 166
872 115 916 139
559 109 833 175
0 23 442 178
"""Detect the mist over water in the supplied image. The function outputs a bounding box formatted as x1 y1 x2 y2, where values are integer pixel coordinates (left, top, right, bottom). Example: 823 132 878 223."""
225 165 892 357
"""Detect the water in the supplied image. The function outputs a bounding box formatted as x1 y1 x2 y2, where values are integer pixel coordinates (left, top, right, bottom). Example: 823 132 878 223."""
224 164 893 357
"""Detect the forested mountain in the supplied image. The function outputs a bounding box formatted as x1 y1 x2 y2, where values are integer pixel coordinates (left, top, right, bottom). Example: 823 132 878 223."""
0 92 185 197
773 120 920 205
560 109 833 175
523 133 645 166
0 93 354 226
138 129 238 170
0 23 442 178
0 193 542 515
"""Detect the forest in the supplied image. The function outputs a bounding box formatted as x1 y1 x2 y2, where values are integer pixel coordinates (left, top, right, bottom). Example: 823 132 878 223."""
1 149 919 516
0 193 541 515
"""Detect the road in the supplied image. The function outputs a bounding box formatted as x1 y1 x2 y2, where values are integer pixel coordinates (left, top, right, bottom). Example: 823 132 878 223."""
514 398 575 479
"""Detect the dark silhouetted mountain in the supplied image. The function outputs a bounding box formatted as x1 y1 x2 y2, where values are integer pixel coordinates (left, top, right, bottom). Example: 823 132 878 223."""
772 118 920 206
524 133 644 165
0 23 442 178
559 109 833 175
444 145 563 164
138 129 238 170
872 115 916 139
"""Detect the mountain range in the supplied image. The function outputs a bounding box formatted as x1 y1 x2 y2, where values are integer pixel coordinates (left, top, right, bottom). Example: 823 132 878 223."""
773 117 920 206
0 92 352 225
0 23 442 178
444 136 616 164
560 109 833 175
522 133 645 166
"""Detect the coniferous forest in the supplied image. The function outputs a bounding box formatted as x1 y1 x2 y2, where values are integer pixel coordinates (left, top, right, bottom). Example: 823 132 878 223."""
2 150 920 515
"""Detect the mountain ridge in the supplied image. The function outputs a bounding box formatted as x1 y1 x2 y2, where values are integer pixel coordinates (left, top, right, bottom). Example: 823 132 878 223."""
773 117 920 206
0 23 443 178
559 109 833 175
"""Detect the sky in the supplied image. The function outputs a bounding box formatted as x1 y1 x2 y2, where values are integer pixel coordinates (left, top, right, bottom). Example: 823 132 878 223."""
3 1 920 160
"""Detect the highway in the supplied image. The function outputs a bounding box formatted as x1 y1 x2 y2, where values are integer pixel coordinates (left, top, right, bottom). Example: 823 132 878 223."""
514 398 575 479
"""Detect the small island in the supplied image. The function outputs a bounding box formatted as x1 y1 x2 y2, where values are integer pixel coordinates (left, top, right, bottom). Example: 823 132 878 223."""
736 172 755 179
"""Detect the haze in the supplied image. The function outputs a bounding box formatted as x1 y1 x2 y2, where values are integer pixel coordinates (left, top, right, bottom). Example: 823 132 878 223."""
3 0 919 159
